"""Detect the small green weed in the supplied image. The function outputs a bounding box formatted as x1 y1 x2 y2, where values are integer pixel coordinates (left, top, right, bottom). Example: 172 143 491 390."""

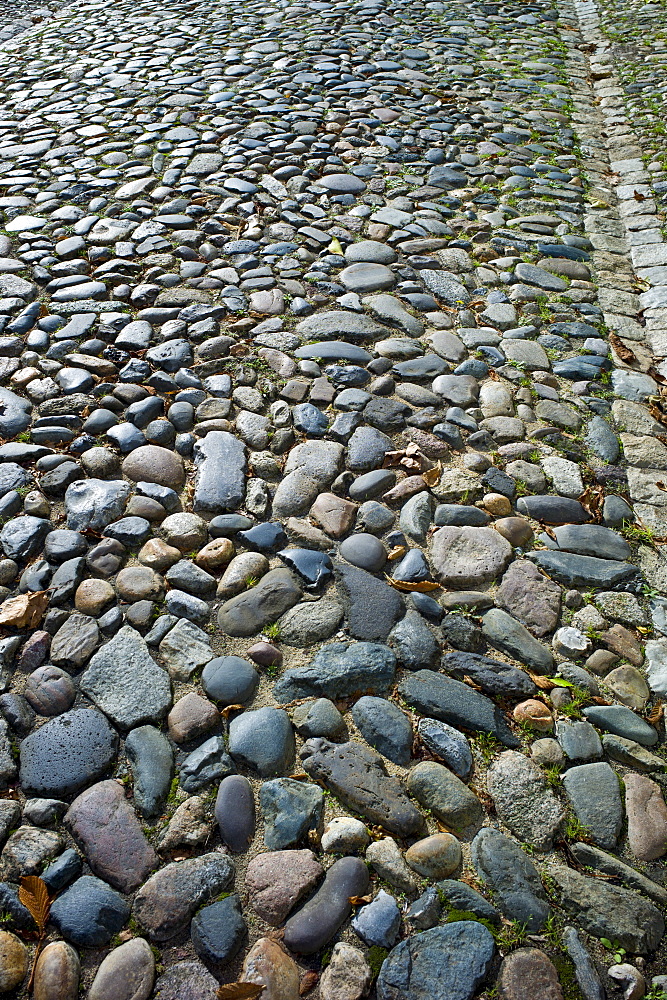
599 937 627 964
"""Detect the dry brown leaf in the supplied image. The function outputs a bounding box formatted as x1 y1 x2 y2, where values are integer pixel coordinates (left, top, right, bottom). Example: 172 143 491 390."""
0 590 49 630
656 482 667 493
18 876 51 933
385 577 440 593
528 673 555 691
299 971 319 996
387 545 406 561
221 704 244 718
609 333 637 366
422 464 441 487
633 190 646 201
349 894 372 905
647 701 663 725
288 772 310 781
217 985 266 1000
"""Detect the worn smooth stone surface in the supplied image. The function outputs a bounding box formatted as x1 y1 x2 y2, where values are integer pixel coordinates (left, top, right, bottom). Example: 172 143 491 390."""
33 941 80 1000
472 827 549 930
625 773 667 860
497 948 564 1000
283 856 370 955
246 849 323 925
87 938 154 1000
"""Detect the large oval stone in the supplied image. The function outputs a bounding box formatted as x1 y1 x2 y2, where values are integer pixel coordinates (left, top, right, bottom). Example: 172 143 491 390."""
65 780 157 893
87 938 154 1000
122 445 185 488
33 941 79 1000
497 948 563 1000
283 856 370 954
0 930 27 992
429 526 512 589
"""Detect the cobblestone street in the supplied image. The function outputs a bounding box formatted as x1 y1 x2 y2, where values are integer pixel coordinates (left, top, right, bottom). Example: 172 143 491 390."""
0 0 664 997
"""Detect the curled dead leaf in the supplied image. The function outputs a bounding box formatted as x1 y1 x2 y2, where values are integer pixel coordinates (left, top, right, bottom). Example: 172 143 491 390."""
633 190 646 201
349 894 372 906
422 464 441 487
528 673 556 691
288 772 310 781
221 704 244 718
647 701 663 725
387 545 407 561
299 971 319 996
609 333 637 365
0 590 49 629
384 577 440 593
217 986 266 1000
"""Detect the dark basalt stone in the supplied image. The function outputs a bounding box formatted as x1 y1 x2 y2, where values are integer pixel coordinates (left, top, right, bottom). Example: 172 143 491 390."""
400 671 519 747
215 775 256 853
301 738 424 837
283 856 370 955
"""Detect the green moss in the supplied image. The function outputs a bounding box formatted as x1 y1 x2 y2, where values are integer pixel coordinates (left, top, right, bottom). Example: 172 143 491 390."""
550 953 585 1000
367 945 388 978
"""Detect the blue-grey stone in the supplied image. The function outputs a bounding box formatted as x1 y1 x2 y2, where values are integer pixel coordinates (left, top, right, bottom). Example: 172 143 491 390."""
377 922 495 1000
418 719 473 781
228 707 294 777
352 696 412 765
260 777 324 850
191 895 246 964
352 889 400 948
400 671 519 747
583 706 659 747
275 641 396 702
472 827 549 930
179 736 236 793
50 876 129 947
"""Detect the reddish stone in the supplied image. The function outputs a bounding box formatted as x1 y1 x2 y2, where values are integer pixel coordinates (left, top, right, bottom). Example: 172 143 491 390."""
246 849 323 925
498 948 563 1000
65 780 157 893
626 773 667 861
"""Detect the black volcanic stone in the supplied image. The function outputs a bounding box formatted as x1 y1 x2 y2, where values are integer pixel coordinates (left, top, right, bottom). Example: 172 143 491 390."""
19 708 118 797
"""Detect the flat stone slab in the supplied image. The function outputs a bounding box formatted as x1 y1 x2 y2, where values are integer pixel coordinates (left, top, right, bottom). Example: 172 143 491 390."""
429 526 512 589
377 922 495 1000
400 670 519 747
548 864 664 953
80 627 172 730
302 738 424 837
193 431 246 516
274 641 396 702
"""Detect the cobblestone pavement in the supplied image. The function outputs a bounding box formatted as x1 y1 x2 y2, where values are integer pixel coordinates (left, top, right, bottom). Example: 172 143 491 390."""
0 2 61 44
0 0 664 997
